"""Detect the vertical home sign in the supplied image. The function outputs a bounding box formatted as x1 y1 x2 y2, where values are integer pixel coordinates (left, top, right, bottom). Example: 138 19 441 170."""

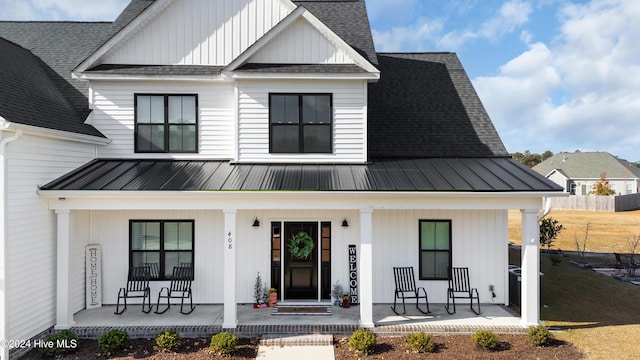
85 245 102 309
348 245 359 304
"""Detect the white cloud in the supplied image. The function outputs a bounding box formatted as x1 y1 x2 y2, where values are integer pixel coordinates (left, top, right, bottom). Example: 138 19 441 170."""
474 0 640 160
474 42 559 150
372 0 533 52
438 0 532 48
0 0 128 21
372 18 444 52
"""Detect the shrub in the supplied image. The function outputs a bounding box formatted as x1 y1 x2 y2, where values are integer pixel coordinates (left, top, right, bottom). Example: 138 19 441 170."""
348 328 376 355
472 329 500 351
155 330 180 352
97 329 130 356
404 331 435 353
39 330 79 358
527 325 554 346
209 332 238 355
540 217 564 251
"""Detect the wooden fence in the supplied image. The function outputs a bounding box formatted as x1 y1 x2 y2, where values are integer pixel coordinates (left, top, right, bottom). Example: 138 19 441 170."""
550 194 640 212
615 193 640 212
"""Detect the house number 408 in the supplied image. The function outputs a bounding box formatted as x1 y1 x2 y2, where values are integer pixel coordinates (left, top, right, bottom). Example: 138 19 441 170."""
227 232 233 249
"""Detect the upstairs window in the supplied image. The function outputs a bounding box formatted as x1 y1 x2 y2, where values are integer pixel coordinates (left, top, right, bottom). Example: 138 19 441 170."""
270 94 332 153
419 220 452 280
135 94 198 153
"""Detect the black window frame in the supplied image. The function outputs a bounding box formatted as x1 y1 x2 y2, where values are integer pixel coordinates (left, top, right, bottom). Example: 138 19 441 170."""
269 93 333 154
129 220 195 281
418 219 452 280
134 94 199 153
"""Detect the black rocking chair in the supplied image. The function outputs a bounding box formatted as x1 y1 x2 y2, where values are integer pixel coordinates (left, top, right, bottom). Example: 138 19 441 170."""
391 266 430 315
115 266 152 314
155 266 195 315
446 267 480 315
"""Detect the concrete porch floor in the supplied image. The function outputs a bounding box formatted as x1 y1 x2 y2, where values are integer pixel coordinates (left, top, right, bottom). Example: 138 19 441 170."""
71 303 523 338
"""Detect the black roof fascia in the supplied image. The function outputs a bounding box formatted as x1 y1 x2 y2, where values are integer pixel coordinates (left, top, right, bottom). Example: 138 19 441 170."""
86 64 224 76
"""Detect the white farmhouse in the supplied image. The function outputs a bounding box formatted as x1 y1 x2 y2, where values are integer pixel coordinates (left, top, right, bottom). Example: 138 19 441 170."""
0 1 563 357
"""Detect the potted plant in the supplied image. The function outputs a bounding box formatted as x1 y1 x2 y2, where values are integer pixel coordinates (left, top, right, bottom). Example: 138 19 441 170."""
342 294 351 308
331 281 344 306
253 273 267 308
268 288 278 307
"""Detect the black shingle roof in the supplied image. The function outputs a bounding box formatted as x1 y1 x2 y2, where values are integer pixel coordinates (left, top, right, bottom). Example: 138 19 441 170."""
0 21 112 122
367 53 509 159
0 38 103 137
0 0 154 136
40 158 562 192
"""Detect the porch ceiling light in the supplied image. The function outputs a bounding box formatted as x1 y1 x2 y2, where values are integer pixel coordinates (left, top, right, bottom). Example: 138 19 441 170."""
342 219 349 228
252 217 260 227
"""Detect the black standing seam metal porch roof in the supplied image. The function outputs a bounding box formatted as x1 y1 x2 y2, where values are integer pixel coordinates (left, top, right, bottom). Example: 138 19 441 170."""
40 158 563 192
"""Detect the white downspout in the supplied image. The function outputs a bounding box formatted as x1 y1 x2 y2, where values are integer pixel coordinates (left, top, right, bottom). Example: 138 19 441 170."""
0 118 23 360
537 197 552 220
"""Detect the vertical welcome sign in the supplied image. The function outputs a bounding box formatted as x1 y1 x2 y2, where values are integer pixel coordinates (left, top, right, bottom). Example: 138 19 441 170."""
85 245 102 309
348 245 359 304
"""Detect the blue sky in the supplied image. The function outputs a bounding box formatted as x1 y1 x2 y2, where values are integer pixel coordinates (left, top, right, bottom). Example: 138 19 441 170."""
2 0 638 161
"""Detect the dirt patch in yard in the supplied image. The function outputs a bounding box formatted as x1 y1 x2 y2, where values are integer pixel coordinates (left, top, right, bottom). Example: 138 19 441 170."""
334 334 583 359
20 337 259 359
20 334 583 359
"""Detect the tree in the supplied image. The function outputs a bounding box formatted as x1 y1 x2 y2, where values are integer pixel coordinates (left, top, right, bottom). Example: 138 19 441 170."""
589 172 615 195
512 150 554 168
539 217 563 251
541 150 553 161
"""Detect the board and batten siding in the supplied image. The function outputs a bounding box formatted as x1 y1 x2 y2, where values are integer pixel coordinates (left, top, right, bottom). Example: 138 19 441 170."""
6 134 96 341
90 81 235 159
237 80 367 163
85 209 355 304
234 209 357 303
372 210 508 304
250 18 354 64
82 208 507 305
103 0 293 66
88 210 223 304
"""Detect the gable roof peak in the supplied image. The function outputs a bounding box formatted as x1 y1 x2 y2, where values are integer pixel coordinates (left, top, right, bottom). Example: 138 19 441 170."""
224 4 378 76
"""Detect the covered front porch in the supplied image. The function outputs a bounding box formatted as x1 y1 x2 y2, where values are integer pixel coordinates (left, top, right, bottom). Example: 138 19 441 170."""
70 303 523 338
38 158 564 334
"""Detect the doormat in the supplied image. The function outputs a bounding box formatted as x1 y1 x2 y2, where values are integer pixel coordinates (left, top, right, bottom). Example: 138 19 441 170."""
272 306 332 316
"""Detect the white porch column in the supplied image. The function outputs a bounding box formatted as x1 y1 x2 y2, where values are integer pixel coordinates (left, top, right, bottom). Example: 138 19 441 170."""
359 208 374 328
223 209 238 329
55 210 75 329
520 209 540 327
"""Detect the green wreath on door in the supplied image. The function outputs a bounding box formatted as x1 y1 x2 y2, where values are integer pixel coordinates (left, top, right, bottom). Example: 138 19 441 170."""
288 231 314 259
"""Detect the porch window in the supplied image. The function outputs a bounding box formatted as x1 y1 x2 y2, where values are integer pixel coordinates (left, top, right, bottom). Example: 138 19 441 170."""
418 220 451 280
269 94 332 153
135 94 198 153
130 220 194 280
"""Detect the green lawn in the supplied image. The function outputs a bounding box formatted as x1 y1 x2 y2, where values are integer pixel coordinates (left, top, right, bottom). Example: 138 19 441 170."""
510 243 640 359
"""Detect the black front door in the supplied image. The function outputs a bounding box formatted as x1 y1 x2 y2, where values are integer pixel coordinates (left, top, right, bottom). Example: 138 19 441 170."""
283 222 318 300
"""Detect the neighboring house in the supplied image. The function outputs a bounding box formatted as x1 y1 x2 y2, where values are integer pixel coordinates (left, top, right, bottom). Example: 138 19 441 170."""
0 0 563 356
533 152 640 195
